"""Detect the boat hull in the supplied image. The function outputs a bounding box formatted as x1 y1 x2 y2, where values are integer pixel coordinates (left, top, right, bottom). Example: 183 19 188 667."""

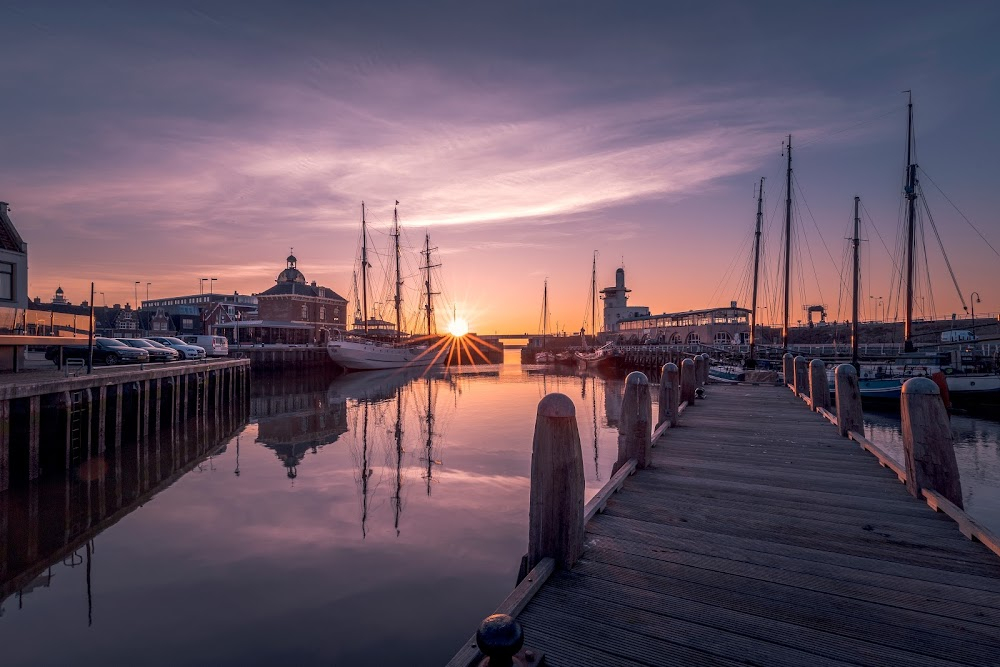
327 340 440 371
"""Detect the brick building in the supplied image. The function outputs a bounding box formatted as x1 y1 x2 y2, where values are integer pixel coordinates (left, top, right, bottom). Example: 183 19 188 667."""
216 254 347 345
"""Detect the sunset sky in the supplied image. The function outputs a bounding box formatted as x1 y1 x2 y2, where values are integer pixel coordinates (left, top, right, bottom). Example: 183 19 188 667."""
3 1 999 334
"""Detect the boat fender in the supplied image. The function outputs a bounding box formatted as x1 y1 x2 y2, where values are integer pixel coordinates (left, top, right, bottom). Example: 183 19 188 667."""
930 371 951 410
695 387 706 399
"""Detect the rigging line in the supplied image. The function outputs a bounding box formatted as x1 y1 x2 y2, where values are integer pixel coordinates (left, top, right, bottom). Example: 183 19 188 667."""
795 105 901 150
918 186 967 313
792 196 826 306
919 167 1000 258
918 212 936 320
792 173 844 286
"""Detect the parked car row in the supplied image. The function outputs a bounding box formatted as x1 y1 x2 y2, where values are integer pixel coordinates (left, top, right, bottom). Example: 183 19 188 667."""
44 335 223 367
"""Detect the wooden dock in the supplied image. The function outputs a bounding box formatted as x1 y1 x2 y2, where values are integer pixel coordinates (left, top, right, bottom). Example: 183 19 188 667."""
455 382 1000 666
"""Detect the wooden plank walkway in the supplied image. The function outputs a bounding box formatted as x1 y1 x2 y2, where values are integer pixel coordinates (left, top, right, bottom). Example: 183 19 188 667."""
514 384 1000 666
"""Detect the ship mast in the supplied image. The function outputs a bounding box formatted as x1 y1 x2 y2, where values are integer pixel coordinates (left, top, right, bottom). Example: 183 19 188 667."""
852 196 861 369
393 202 402 343
782 135 793 353
542 279 548 349
903 93 917 353
590 251 597 340
749 177 764 366
393 385 403 536
361 202 369 334
422 232 440 336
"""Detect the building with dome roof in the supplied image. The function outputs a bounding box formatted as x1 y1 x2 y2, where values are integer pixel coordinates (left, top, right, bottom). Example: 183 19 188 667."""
235 253 347 345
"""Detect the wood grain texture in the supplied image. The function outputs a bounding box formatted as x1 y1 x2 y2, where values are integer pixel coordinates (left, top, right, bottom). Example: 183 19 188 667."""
510 383 1000 666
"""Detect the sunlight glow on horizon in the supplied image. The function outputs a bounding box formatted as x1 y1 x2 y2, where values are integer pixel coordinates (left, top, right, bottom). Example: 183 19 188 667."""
447 317 469 337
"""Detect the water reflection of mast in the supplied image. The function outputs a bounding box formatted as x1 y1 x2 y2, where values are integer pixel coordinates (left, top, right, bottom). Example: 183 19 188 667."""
421 376 438 496
592 376 600 480
360 402 371 538
392 385 404 537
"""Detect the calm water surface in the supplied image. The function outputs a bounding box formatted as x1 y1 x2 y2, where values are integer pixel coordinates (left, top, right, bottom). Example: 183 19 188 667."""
1 354 997 666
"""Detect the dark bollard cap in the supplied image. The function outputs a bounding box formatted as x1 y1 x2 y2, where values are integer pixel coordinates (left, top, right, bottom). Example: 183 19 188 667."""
902 376 939 395
477 614 524 661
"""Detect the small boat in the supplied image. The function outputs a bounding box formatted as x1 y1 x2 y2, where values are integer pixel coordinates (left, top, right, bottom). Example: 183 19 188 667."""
574 341 615 368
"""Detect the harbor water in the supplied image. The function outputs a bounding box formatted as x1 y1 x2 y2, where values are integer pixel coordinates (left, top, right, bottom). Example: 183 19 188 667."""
1 351 997 666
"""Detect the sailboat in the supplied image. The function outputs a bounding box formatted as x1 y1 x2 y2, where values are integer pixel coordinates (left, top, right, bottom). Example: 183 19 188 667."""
327 202 441 372
534 280 556 364
854 96 1000 402
574 253 614 368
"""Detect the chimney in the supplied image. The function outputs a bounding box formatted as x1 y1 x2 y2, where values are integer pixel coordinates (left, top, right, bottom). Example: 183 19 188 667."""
731 300 737 308
113 303 121 310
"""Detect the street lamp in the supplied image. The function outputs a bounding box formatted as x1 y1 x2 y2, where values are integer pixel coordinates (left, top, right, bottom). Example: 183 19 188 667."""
200 278 208 295
134 281 140 308
99 292 106 307
146 282 151 302
209 277 217 295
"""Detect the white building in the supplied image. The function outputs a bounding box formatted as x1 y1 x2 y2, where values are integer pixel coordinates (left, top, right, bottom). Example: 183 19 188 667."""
601 268 649 332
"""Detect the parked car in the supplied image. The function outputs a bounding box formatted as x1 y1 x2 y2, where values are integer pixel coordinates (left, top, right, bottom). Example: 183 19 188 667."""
145 336 206 360
181 335 229 357
45 337 149 367
121 338 179 362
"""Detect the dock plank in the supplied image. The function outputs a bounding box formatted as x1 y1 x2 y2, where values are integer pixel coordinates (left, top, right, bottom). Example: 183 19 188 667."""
503 384 1000 667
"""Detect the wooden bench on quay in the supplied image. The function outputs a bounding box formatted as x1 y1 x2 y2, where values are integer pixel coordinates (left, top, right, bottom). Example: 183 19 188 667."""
449 356 1000 666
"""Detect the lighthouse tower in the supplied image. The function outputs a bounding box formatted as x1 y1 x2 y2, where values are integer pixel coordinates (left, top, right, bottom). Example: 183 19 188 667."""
600 268 649 332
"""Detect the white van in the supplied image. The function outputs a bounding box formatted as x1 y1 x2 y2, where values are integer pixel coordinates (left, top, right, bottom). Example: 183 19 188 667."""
181 335 229 357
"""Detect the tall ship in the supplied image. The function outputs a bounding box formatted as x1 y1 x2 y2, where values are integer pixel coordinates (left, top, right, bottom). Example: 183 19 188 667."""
327 203 443 372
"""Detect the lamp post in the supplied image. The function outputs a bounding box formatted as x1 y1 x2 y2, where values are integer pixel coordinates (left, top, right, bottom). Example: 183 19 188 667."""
970 291 981 344
877 296 884 323
234 310 241 348
134 281 140 309
200 278 208 295
209 277 217 295
99 292 106 307
146 282 151 302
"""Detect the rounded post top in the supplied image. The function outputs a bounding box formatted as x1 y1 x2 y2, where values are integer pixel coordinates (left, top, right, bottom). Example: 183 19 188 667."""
834 363 857 379
681 357 694 367
809 358 825 369
794 355 807 362
625 371 649 386
782 352 794 360
662 362 678 372
537 392 576 418
477 614 524 659
902 376 941 396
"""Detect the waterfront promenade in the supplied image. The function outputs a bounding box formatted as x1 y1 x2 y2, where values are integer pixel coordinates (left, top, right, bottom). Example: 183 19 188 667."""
454 383 1000 666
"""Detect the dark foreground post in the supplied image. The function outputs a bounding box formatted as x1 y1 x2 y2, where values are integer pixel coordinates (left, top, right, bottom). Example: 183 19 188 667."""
809 359 830 411
527 393 584 572
476 614 541 666
680 358 696 406
617 371 651 471
658 362 679 427
901 377 963 508
695 354 707 387
794 355 809 398
782 353 794 390
834 364 864 438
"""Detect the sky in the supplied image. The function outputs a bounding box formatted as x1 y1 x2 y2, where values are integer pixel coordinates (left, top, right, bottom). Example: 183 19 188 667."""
3 0 999 334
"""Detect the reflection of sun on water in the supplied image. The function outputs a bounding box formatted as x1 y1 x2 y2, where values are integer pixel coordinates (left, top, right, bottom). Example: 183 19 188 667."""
447 317 469 337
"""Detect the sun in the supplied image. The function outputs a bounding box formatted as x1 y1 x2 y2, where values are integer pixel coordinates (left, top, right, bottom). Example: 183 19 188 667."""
447 317 469 337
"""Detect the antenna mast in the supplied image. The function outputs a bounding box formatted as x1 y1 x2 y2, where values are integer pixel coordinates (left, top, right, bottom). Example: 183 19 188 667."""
749 177 764 366
590 251 597 339
782 135 793 353
903 93 917 352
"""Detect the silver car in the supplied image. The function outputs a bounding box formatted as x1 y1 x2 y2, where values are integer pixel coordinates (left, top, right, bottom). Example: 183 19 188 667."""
145 336 207 360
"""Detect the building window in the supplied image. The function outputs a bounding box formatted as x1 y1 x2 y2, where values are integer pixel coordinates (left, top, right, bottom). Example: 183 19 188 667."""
319 306 326 320
686 332 701 344
182 318 194 329
334 306 340 316
0 262 12 300
301 304 308 319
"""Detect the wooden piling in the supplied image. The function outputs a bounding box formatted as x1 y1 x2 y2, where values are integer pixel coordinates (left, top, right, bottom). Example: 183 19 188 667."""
901 377 963 508
680 358 696 406
808 359 830 411
658 363 679 427
617 371 652 471
793 356 808 397
834 364 864 438
28 395 40 480
695 354 707 387
782 353 794 390
96 385 107 454
527 393 585 572
0 399 9 492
